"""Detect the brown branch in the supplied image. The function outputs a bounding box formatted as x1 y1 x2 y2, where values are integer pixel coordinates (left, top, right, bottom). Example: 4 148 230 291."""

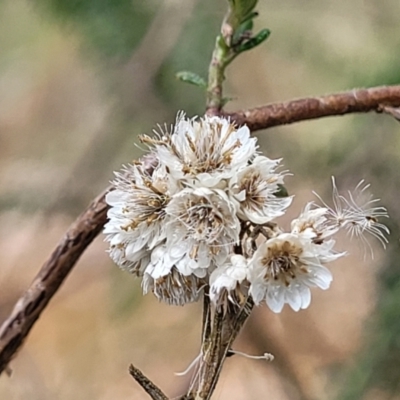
0 84 399 378
226 85 400 131
0 188 110 375
129 364 169 400
186 298 254 400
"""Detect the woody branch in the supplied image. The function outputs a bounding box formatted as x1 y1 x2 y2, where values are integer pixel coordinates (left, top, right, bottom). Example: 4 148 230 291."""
225 85 400 130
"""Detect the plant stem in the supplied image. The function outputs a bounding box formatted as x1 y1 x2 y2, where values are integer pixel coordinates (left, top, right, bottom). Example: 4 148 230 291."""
129 364 169 400
206 35 230 115
225 85 400 130
187 297 254 400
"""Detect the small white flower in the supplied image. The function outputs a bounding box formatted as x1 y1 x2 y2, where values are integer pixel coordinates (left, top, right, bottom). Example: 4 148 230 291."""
145 244 175 279
165 187 240 274
144 113 257 187
291 203 344 264
146 242 207 279
104 163 176 274
291 202 338 243
108 242 150 276
314 177 390 256
248 233 339 313
230 155 292 224
142 267 205 306
210 254 249 304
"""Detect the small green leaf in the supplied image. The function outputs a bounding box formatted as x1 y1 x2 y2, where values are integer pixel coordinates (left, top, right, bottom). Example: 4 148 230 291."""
274 184 289 198
175 71 207 88
236 28 271 53
225 0 258 45
232 18 254 46
228 0 258 23
241 10 259 24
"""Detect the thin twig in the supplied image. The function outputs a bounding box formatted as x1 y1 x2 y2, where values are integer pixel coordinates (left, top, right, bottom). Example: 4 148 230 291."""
226 85 400 130
188 298 254 400
205 298 254 400
0 187 110 375
188 309 224 400
129 364 169 400
201 288 212 351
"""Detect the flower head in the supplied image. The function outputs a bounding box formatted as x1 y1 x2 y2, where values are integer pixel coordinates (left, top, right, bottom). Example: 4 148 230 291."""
142 267 205 306
291 202 338 243
248 233 339 313
230 155 292 224
165 187 240 273
104 163 176 275
142 113 257 187
104 112 389 311
210 254 249 305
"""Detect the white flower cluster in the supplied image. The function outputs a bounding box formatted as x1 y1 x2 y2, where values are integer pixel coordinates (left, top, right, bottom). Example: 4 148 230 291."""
104 114 389 312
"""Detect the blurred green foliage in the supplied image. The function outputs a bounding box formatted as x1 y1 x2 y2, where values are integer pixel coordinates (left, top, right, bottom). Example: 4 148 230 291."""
337 234 400 398
33 0 156 60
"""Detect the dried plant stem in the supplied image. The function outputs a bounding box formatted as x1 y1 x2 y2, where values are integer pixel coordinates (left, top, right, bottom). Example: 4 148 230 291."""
186 297 254 400
0 188 110 375
127 294 253 400
206 298 254 398
201 288 212 350
0 84 399 377
226 85 400 130
129 364 169 400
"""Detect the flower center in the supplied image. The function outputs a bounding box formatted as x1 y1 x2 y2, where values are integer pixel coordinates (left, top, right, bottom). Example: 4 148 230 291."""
184 198 223 242
239 170 278 208
261 241 306 286
121 181 169 231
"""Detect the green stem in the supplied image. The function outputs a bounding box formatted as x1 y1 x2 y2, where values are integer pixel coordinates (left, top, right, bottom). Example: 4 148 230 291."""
206 35 230 114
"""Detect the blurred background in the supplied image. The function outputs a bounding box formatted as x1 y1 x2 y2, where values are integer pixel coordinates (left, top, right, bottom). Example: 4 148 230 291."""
0 0 399 399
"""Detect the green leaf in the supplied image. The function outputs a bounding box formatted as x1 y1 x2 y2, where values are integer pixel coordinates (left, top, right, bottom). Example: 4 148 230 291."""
236 28 271 53
228 0 258 23
231 17 254 46
175 71 207 88
240 10 259 24
224 0 258 45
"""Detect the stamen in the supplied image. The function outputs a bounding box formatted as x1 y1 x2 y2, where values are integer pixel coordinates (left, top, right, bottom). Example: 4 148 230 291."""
138 135 165 145
185 132 197 153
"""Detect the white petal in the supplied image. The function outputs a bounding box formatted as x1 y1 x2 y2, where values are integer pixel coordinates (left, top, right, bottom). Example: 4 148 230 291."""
298 285 312 309
286 287 302 312
266 287 285 313
249 283 267 305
